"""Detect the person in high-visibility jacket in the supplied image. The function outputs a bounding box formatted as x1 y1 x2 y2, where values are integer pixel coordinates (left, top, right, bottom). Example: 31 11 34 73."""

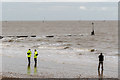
27 49 32 64
34 49 38 66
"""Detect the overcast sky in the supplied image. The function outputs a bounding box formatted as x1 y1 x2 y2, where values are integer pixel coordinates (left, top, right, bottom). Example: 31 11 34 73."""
2 2 118 21
1 0 119 2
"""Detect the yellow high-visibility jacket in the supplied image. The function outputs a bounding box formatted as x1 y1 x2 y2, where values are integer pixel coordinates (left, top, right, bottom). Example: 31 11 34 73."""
34 51 38 58
27 50 32 57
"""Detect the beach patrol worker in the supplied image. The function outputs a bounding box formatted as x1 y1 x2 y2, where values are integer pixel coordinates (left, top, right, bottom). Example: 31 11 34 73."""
27 49 32 64
98 53 104 70
34 49 38 65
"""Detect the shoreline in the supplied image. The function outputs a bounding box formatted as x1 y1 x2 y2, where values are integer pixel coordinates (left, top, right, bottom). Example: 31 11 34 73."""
1 20 118 79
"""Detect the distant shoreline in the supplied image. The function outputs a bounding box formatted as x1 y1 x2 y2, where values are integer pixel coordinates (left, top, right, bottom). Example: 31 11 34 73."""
1 20 118 22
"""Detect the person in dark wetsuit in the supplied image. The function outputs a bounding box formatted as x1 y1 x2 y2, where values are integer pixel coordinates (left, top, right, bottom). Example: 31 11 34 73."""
91 22 95 35
98 53 104 70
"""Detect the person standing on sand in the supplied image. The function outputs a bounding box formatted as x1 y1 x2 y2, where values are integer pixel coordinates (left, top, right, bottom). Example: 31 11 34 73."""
27 49 32 65
98 53 104 70
34 49 38 67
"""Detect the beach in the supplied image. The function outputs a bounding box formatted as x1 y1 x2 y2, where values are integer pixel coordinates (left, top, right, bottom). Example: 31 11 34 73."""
1 21 118 78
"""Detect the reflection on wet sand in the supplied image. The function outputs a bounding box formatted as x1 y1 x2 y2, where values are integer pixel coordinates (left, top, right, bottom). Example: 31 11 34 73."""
27 63 37 75
98 69 103 80
27 63 31 75
34 63 37 75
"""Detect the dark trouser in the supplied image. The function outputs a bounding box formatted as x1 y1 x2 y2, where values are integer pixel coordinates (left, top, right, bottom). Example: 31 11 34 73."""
98 61 103 70
34 58 37 67
34 58 37 64
28 57 30 64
